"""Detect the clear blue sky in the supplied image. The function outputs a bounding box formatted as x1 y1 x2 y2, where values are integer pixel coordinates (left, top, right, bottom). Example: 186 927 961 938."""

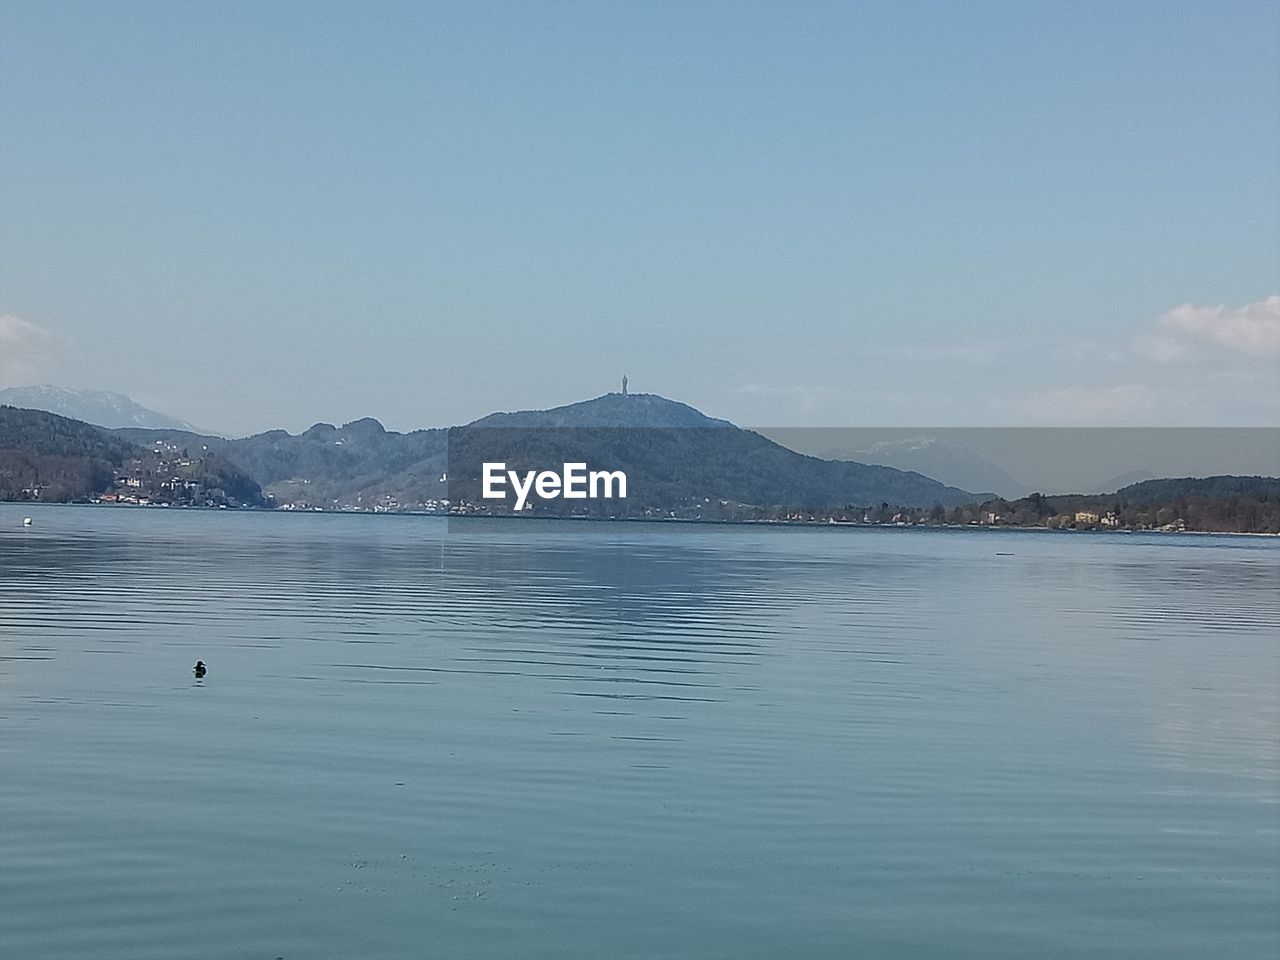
2 0 1276 435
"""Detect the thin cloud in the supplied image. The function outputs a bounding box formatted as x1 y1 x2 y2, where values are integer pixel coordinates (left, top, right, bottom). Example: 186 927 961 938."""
0 314 62 387
1136 295 1280 361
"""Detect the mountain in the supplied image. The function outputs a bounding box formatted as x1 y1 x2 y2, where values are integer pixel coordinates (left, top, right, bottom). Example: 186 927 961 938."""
0 405 265 506
0 385 204 433
114 418 449 510
114 393 978 512
821 435 1020 499
0 405 135 500
469 392 733 429
450 393 978 514
7 397 1272 528
1115 475 1280 502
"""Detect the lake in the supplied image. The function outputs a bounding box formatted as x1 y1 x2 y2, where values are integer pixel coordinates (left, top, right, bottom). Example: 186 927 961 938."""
1 505 1277 959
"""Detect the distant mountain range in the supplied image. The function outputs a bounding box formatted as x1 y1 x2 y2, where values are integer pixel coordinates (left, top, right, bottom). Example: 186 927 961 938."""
827 435 1019 499
756 427 1280 498
0 385 204 433
6 392 1278 529
108 392 976 511
11 387 1275 501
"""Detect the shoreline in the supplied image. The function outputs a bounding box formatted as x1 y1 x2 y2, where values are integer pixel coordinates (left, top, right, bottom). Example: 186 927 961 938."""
6 499 1278 536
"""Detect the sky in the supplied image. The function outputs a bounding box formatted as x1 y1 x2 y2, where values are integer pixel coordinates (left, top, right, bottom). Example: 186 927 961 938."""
1 0 1277 437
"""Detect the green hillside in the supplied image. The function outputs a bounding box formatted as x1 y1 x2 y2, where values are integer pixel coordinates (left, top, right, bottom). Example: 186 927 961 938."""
1 406 266 507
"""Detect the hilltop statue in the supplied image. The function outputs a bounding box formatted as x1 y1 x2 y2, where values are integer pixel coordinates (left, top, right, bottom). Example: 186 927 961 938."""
622 375 628 396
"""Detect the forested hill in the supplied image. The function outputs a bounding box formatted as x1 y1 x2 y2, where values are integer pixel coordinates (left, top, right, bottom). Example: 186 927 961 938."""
0 406 266 506
468 392 733 429
1116 476 1280 503
451 393 979 513
0 405 135 501
0 404 136 462
114 419 449 510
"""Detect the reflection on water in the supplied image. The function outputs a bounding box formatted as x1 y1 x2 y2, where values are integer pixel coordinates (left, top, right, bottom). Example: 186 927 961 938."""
1 504 1277 960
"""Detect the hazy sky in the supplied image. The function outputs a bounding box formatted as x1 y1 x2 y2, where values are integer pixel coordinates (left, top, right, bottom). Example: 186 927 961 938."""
1 0 1277 436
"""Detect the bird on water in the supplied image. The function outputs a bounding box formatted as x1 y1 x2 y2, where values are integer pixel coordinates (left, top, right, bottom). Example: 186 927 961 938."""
193 661 207 678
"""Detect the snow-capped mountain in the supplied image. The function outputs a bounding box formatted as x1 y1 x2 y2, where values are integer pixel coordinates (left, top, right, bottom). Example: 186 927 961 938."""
0 385 205 433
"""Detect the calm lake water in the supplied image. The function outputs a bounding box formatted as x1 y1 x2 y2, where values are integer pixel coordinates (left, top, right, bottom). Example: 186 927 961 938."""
1 504 1277 959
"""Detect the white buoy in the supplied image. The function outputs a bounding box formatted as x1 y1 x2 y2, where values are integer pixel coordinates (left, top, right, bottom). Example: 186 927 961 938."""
23 517 33 526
